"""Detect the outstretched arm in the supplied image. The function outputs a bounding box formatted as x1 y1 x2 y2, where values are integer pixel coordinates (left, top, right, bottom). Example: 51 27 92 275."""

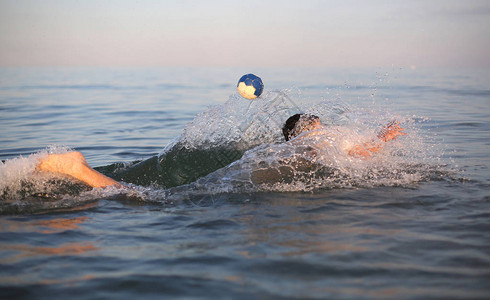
348 121 406 158
37 151 120 188
377 120 407 142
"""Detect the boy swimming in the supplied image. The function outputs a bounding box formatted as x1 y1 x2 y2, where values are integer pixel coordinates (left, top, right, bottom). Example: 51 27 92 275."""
282 113 405 157
36 114 405 188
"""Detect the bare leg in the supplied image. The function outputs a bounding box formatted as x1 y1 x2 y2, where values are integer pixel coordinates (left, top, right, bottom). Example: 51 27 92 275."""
37 151 120 188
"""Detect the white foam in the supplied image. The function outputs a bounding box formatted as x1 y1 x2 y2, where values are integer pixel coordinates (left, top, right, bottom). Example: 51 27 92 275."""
0 146 73 199
1 90 448 211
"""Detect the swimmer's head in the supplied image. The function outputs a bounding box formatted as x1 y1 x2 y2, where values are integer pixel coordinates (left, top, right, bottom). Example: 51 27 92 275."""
282 113 321 141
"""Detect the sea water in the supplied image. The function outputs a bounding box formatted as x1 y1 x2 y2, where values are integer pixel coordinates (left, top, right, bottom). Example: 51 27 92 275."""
0 67 489 299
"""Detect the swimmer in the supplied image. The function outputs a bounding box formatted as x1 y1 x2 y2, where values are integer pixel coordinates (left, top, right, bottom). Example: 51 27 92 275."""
250 113 406 184
282 113 406 158
36 114 405 188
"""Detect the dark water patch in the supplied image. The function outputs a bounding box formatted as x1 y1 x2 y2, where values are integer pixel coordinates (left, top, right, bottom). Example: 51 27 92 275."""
0 199 99 216
110 136 159 142
103 110 171 117
186 219 239 230
298 201 359 213
372 200 431 209
0 147 47 157
17 121 55 127
145 214 194 229
399 238 486 253
146 255 237 267
453 122 487 127
459 211 490 220
0 287 32 300
251 259 390 278
43 105 76 110
448 89 490 97
111 150 156 157
75 145 159 152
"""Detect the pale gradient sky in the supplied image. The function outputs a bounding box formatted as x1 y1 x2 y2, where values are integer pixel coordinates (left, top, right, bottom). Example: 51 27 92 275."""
1 0 489 68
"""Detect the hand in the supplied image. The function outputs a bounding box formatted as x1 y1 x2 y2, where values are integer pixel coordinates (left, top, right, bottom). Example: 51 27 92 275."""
378 121 406 142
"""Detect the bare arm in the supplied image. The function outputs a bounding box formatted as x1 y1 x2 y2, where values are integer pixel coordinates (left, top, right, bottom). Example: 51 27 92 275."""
348 121 406 158
37 151 120 188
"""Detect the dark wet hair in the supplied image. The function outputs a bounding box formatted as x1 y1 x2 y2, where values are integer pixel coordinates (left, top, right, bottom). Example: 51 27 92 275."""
282 113 321 141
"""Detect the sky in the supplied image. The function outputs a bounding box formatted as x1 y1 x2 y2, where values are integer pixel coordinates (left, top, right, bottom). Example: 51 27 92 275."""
0 0 489 68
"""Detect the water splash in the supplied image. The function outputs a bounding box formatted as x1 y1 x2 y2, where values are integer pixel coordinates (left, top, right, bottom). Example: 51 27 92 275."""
149 90 450 201
0 146 72 200
171 90 302 152
0 89 451 213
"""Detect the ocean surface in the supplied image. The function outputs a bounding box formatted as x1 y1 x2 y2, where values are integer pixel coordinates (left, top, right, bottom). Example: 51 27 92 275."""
0 67 489 299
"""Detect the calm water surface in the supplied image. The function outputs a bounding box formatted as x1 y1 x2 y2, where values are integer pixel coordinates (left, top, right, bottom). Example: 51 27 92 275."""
0 67 489 299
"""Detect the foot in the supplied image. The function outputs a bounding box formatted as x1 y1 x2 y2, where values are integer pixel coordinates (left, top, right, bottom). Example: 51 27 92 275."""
38 151 120 188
